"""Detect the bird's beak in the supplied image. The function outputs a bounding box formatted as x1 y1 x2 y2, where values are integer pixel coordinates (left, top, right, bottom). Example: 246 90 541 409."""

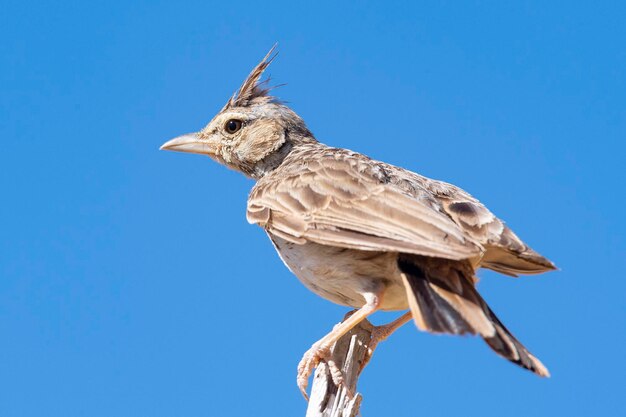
160 133 216 156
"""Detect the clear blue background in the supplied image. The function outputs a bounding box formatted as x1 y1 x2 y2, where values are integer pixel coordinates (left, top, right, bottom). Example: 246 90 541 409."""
2 1 624 416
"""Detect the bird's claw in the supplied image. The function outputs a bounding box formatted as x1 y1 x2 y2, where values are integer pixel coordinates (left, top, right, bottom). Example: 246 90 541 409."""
297 342 344 400
360 326 383 372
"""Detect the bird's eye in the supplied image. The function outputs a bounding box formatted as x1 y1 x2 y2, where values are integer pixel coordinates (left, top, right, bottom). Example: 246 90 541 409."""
225 119 243 134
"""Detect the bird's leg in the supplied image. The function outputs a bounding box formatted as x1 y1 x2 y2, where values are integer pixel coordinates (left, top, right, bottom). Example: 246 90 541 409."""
361 311 413 371
297 291 383 400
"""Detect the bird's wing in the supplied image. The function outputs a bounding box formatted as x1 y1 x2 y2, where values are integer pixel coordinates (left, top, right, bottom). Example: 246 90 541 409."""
418 178 556 276
247 152 483 261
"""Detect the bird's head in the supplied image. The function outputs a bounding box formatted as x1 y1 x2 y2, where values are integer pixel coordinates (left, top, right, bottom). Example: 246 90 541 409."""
160 46 314 178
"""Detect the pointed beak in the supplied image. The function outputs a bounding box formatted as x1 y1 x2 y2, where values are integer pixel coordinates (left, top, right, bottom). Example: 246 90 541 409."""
160 133 216 156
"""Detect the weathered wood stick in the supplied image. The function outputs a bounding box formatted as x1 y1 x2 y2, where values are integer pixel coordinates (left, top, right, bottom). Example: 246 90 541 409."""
305 313 374 417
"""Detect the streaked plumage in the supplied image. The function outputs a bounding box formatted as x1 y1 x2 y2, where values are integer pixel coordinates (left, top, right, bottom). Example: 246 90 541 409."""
161 47 556 397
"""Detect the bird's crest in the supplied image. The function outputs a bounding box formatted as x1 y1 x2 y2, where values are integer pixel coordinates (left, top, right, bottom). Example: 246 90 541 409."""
224 45 280 109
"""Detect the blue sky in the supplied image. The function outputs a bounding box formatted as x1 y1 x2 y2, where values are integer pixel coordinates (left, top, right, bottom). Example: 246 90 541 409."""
1 1 625 416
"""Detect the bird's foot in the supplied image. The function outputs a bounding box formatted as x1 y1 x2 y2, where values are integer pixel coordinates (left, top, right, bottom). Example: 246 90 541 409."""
361 312 412 372
361 326 386 371
297 342 344 400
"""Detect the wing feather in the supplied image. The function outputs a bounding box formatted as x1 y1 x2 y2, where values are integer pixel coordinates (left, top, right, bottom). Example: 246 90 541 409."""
247 151 483 260
430 187 556 275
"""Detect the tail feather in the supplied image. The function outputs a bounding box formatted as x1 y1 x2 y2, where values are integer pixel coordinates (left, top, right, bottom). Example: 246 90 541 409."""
483 306 550 377
398 255 549 377
398 258 493 335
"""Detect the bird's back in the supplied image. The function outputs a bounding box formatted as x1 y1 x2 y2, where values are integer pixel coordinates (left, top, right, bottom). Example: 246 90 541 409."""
250 142 555 276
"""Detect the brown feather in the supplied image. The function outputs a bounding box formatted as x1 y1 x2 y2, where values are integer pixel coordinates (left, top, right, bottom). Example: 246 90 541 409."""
224 44 279 109
432 187 556 275
398 255 549 377
247 146 484 260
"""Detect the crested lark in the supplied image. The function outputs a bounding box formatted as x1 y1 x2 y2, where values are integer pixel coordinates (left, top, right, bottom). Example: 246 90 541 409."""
161 47 556 398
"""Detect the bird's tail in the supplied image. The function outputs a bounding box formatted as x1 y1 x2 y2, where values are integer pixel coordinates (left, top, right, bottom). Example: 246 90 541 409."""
398 255 549 377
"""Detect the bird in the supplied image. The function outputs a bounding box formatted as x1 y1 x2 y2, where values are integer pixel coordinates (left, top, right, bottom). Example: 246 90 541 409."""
160 46 556 398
